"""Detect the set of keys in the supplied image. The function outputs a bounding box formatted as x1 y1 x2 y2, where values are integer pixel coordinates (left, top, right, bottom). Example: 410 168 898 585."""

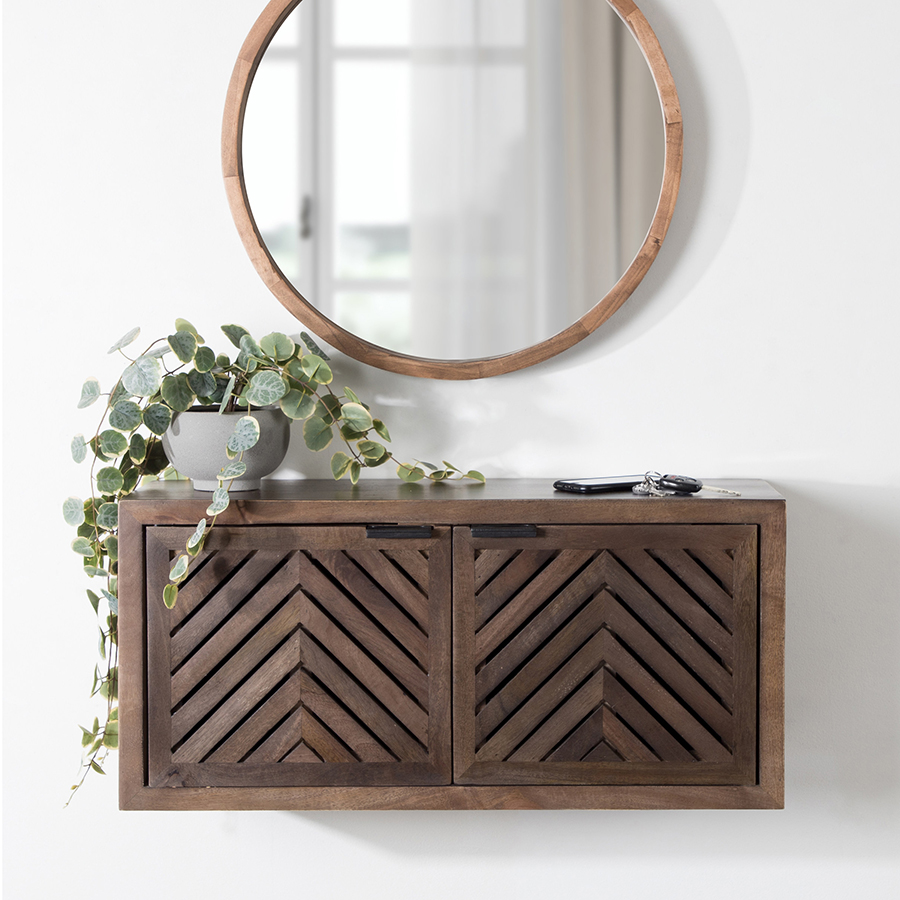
633 472 742 497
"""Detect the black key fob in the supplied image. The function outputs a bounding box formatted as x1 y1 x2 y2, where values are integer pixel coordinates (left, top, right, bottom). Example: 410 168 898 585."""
659 474 703 493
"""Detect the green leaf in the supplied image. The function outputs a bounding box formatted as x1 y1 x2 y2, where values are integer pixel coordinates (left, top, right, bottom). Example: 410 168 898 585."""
358 440 387 461
97 502 118 530
315 394 342 424
244 370 288 407
99 430 128 457
109 400 143 432
102 730 119 750
109 380 131 407
90 760 106 775
417 461 439 472
63 497 85 526
221 323 250 348
372 419 391 443
107 326 141 354
83 565 109 578
102 588 118 615
72 537 95 556
397 463 426 483
260 332 295 361
145 343 171 359
105 535 119 561
465 470 486 483
303 416 333 452
330 451 353 479
96 467 125 494
349 461 361 484
280 389 316 420
129 432 148 463
442 461 460 472
122 468 141 495
226 415 260 452
77 378 101 409
300 354 333 384
218 374 237 413
142 438 169 476
218 461 247 481
206 487 230 516
121 355 162 396
98 627 107 659
71 434 88 463
169 554 189 582
187 518 207 548
86 590 101 614
340 424 369 442
81 726 94 747
343 387 362 404
239 333 265 360
188 369 217 399
300 332 330 360
167 331 198 363
160 373 196 412
194 345 216 373
163 583 179 609
341 402 373 433
428 469 450 481
175 318 204 342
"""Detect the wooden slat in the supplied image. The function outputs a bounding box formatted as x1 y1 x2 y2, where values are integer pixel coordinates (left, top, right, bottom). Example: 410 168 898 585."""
582 742 624 763
475 550 555 628
476 590 609 741
546 706 607 762
205 670 303 763
296 630 427 763
345 548 430 632
603 554 734 705
473 549 516 591
300 601 428 742
296 552 429 703
475 549 594 663
282 743 323 764
615 548 733 664
171 558 301 706
242 707 304 764
383 548 430 592
300 672 395 763
312 550 429 666
599 708 659 763
691 548 735 595
652 549 735 630
169 551 249 629
171 551 292 668
173 635 301 763
475 553 610 703
171 592 305 744
300 712 358 764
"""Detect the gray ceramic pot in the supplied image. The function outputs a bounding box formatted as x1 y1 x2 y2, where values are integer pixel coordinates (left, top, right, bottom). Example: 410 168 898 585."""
162 408 291 491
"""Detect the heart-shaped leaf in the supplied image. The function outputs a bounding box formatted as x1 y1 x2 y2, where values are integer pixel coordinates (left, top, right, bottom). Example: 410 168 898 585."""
188 369 217 399
169 554 189 582
142 403 172 436
96 502 118 530
280 389 316 420
303 416 333 452
96 467 125 495
160 373 195 412
194 345 216 373
206 487 231 516
244 370 287 407
71 434 88 463
372 419 391 442
175 318 204 342
63 497 85 526
77 378 101 409
221 323 250 349
226 415 260 453
397 463 426 483
122 355 162 397
260 332 295 362
107 326 141 354
330 451 353 479
99 430 128 457
300 354 333 385
72 537 95 557
109 400 142 432
167 331 198 363
129 432 148 463
341 402 373 433
163 584 179 609
218 461 247 481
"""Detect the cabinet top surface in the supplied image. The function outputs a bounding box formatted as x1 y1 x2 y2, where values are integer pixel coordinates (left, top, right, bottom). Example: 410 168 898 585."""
125 478 784 505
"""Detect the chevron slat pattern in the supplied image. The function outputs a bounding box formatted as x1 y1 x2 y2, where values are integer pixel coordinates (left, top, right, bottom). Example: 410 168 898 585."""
146 526 451 788
454 525 758 786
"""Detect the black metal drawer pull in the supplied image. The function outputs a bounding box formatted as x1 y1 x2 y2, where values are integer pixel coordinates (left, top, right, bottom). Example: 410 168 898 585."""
470 524 538 539
366 524 433 539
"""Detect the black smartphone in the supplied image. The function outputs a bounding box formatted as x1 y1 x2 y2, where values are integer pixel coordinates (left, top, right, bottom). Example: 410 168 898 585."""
553 475 644 494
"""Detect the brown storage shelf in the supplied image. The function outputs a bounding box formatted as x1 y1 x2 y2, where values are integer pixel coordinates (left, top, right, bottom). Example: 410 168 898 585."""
119 479 785 810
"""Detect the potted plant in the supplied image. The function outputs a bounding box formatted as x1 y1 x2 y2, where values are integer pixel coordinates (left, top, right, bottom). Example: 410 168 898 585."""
64 319 484 799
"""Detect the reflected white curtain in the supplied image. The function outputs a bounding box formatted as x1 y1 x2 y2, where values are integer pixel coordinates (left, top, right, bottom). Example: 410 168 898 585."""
407 0 664 360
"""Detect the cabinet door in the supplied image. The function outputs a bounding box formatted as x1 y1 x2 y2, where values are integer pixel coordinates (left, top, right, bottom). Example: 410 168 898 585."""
144 526 451 788
453 525 758 786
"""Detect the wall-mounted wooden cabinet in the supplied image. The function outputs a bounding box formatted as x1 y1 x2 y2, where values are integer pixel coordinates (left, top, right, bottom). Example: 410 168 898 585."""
119 480 784 810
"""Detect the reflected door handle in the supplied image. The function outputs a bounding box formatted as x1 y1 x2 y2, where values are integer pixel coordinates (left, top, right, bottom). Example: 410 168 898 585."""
300 195 313 239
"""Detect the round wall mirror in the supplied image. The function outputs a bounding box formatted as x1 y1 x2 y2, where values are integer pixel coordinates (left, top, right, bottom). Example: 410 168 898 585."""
223 0 682 379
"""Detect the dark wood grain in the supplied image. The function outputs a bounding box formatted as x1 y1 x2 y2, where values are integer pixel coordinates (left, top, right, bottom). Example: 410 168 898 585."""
119 480 784 810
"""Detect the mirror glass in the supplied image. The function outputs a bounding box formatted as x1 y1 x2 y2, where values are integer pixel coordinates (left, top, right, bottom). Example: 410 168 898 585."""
243 0 665 360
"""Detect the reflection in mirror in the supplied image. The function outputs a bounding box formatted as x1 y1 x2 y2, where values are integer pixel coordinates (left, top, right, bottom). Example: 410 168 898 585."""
243 0 665 360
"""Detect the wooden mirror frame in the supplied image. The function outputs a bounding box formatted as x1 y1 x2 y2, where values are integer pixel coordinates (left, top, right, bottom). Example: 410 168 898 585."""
223 0 682 380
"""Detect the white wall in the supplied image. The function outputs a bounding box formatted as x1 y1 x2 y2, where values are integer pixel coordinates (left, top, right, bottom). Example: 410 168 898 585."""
4 0 899 897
